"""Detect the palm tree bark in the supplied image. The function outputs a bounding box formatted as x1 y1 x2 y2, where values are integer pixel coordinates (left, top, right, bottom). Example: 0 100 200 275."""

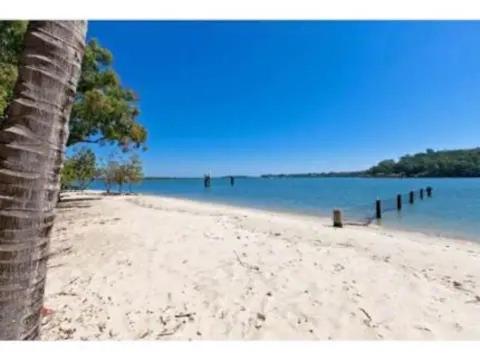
0 21 86 340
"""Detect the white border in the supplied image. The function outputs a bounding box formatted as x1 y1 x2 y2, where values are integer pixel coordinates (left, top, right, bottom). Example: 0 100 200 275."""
2 0 480 358
2 0 480 19
1 341 480 360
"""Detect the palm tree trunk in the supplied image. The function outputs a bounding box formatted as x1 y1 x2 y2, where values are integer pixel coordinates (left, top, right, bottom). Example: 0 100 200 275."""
0 21 86 340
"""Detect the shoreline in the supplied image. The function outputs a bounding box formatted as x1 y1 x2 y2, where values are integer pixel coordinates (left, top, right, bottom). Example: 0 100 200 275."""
87 188 479 244
134 192 480 247
44 191 480 340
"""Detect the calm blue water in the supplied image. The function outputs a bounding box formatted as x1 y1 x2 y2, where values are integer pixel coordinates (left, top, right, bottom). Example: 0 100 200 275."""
90 177 480 241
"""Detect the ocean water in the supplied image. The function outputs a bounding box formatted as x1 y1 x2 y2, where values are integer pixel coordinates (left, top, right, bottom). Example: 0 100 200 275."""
90 177 480 241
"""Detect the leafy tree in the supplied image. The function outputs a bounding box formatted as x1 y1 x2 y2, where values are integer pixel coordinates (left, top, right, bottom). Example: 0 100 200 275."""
61 148 97 190
0 21 147 150
125 154 144 192
98 157 126 193
61 158 78 190
114 163 128 193
105 161 119 193
97 153 144 193
98 158 120 193
69 39 147 150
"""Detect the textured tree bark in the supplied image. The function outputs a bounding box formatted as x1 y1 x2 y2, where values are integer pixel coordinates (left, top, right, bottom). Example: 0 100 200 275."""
0 21 86 340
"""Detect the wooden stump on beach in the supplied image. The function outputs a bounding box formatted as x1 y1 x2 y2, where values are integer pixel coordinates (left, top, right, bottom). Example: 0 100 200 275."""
333 209 343 228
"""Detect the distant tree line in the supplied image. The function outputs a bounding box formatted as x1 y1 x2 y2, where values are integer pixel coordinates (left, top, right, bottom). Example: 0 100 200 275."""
366 148 480 177
261 148 480 178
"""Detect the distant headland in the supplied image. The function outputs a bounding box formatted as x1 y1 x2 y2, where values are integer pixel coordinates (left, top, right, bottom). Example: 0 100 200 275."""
261 147 480 178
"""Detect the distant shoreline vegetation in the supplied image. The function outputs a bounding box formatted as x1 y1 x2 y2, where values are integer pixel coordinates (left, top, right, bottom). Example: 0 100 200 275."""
261 148 480 178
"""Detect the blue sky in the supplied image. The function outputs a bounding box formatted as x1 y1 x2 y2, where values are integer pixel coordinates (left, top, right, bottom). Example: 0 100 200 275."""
87 21 480 177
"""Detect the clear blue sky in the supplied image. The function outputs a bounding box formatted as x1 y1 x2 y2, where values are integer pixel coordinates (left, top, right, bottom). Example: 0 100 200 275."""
87 21 480 177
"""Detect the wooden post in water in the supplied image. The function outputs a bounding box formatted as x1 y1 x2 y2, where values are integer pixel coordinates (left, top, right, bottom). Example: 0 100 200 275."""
409 191 414 204
426 186 432 197
230 176 235 186
375 199 382 219
204 175 211 188
396 194 402 211
333 209 343 228
420 188 424 199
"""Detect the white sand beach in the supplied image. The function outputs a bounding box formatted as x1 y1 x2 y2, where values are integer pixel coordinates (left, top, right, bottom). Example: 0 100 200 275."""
42 192 480 340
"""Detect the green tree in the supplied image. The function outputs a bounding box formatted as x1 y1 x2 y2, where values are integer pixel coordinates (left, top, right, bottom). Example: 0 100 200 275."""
61 158 78 190
125 154 144 192
61 148 97 190
99 159 120 194
69 39 147 150
114 163 129 193
98 153 143 193
0 21 147 151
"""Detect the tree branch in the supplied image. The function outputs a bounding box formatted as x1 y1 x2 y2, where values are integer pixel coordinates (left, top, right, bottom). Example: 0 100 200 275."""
70 136 107 145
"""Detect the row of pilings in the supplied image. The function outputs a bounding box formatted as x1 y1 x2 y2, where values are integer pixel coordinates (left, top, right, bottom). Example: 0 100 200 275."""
203 175 234 187
333 186 433 228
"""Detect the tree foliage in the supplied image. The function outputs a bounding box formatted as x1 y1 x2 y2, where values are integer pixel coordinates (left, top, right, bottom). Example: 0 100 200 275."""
0 21 147 150
99 159 119 193
124 154 144 191
69 39 147 150
367 148 480 177
0 21 27 115
61 148 97 190
98 153 144 193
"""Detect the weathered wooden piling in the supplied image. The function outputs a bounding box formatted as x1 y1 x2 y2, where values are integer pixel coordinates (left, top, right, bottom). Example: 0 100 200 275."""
397 194 402 210
333 209 343 228
426 186 432 197
375 199 382 219
409 191 414 204
420 188 424 199
204 175 211 188
230 176 235 186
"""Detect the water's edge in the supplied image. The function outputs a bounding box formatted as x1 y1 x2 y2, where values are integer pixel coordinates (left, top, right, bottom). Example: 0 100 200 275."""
88 186 479 244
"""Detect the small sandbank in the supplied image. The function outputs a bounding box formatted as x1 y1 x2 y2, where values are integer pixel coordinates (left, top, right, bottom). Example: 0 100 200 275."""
42 191 480 340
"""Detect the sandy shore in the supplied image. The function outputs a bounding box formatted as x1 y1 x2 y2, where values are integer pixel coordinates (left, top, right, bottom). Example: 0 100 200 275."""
42 191 480 340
